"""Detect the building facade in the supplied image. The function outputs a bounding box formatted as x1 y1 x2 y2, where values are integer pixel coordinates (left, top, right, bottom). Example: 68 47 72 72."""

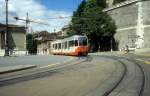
35 31 57 55
0 24 26 56
104 0 150 50
106 0 114 7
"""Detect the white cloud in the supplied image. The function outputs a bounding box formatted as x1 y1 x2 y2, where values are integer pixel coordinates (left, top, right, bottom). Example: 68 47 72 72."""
0 0 72 32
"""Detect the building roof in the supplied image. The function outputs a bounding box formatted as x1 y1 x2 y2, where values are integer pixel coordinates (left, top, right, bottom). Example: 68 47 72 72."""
34 31 58 41
0 23 26 33
0 23 25 28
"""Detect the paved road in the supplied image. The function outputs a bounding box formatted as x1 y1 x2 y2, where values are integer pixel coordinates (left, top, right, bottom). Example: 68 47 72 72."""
0 56 123 96
0 55 146 96
0 55 75 67
122 53 150 96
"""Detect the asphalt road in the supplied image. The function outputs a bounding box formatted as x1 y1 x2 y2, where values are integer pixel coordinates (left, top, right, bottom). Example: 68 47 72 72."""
122 53 150 96
0 55 76 67
0 56 123 96
0 54 148 96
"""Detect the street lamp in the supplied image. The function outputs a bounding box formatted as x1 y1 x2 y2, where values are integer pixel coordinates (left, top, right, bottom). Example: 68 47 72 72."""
4 0 9 56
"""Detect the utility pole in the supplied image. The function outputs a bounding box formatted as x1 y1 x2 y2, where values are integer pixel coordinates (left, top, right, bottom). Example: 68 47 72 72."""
14 12 30 33
14 13 50 54
25 12 30 33
4 0 9 56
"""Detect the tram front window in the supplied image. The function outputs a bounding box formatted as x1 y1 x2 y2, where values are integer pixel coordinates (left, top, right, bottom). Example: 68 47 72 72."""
79 37 87 46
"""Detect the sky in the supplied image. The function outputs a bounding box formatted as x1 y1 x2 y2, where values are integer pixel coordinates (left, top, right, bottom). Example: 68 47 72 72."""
0 0 83 32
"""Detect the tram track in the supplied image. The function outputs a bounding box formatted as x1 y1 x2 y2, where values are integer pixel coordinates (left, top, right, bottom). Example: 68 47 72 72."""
0 56 90 87
0 55 145 96
101 57 127 96
100 56 145 96
125 58 145 96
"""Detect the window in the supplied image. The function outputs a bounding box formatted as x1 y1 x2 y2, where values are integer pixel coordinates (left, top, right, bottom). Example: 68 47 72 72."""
53 44 55 49
65 41 67 49
69 40 74 47
75 40 78 46
79 37 87 46
55 44 57 49
58 43 61 49
62 42 65 49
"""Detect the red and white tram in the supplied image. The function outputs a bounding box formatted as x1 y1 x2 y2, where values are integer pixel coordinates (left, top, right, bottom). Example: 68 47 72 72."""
51 35 89 56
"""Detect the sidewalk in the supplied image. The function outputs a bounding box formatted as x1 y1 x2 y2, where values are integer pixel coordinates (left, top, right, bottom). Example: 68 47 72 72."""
0 65 37 74
134 48 150 57
89 49 150 58
89 51 124 56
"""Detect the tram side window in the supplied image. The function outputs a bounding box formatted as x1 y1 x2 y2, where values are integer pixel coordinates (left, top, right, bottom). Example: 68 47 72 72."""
75 40 78 46
62 42 65 49
69 40 74 47
65 41 67 49
53 44 54 49
55 44 58 49
79 37 87 46
58 43 61 49
69 41 71 47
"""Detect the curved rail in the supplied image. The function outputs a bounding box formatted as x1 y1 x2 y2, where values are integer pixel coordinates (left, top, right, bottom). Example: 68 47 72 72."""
102 58 127 96
136 62 145 96
99 55 145 96
126 58 145 96
0 56 89 87
102 55 145 96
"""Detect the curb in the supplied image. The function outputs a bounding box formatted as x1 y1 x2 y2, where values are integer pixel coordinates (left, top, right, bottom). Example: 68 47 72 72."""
0 65 37 75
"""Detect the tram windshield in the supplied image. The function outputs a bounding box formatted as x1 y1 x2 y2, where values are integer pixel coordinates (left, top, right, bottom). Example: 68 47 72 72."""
79 37 87 46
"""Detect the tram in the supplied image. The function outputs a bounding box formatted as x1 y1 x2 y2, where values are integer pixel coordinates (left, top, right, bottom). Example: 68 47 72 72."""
51 35 89 56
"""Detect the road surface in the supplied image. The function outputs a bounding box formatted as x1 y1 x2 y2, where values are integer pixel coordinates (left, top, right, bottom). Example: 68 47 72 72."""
0 54 149 96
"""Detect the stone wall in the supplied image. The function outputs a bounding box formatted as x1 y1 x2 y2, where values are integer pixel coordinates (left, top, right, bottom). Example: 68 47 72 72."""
143 0 150 48
104 0 150 50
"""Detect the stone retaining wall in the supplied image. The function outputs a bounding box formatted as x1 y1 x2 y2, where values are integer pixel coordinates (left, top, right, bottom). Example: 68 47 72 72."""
104 0 150 50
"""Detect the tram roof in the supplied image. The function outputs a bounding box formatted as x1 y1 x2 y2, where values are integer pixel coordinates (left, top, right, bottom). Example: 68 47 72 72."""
52 35 87 43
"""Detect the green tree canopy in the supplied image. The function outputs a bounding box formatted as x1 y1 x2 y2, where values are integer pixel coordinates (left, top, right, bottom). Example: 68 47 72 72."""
67 0 117 52
26 34 37 54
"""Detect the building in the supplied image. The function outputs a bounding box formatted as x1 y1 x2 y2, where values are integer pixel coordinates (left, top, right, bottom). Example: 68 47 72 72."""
106 0 114 7
35 31 57 55
104 0 150 51
0 23 26 56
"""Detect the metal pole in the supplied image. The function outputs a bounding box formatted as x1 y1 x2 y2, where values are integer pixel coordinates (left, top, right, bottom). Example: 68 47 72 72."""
5 0 9 56
26 12 29 33
110 38 113 52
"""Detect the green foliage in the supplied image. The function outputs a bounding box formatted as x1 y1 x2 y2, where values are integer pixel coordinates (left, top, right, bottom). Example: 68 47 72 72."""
86 0 106 9
26 34 37 54
67 0 87 36
67 0 117 52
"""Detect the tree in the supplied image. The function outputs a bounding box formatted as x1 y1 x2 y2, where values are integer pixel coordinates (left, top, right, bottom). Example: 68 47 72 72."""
26 34 37 54
83 4 116 51
67 0 117 52
86 0 106 8
67 0 87 36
